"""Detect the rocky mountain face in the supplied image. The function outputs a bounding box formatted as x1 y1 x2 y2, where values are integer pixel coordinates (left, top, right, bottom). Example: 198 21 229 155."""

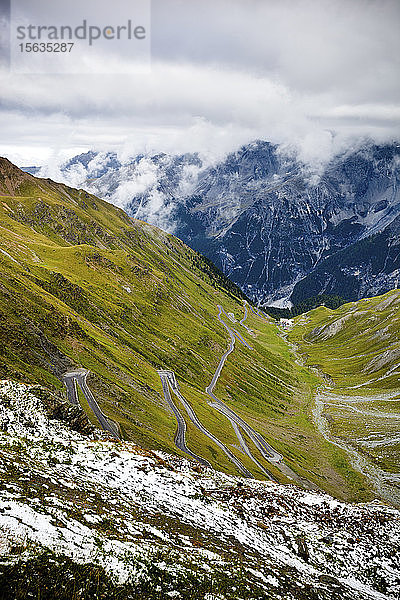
40 140 400 307
181 142 400 306
290 211 400 304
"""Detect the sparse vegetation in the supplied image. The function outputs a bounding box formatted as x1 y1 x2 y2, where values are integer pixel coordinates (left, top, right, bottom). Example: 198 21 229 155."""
0 158 387 501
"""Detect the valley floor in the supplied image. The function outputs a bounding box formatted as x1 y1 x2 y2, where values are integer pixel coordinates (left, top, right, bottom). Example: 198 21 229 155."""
289 290 400 509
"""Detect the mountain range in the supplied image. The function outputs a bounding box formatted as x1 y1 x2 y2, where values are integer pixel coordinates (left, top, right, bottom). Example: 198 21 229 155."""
1 157 400 597
2 155 400 498
32 140 400 307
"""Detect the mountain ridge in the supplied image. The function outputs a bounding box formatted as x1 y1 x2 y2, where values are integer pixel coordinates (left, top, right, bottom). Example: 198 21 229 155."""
30 139 400 306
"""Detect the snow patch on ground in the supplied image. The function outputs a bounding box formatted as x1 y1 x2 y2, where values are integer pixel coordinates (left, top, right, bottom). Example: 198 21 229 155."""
0 380 399 599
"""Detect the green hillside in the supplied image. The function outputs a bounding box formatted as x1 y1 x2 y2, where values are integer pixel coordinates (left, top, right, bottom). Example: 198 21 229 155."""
289 291 400 505
0 157 379 501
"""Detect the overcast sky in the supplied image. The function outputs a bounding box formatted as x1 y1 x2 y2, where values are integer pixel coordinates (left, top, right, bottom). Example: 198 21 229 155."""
0 0 399 167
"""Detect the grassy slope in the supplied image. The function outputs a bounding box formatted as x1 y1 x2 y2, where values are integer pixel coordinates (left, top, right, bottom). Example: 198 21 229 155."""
0 158 373 500
289 291 400 501
290 291 400 390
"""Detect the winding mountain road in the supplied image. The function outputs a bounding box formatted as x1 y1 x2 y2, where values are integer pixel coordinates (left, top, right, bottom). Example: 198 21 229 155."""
158 303 285 480
158 371 211 467
63 369 120 439
158 370 252 476
206 306 283 468
63 373 79 407
158 302 318 489
239 303 248 326
64 304 313 486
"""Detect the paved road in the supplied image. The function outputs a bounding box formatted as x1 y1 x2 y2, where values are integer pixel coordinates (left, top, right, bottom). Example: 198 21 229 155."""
210 401 276 479
64 373 79 407
220 306 253 349
239 303 248 326
169 373 252 477
158 370 251 476
159 304 317 490
158 303 282 480
205 305 283 470
63 369 120 439
158 371 211 467
248 303 269 321
238 302 252 334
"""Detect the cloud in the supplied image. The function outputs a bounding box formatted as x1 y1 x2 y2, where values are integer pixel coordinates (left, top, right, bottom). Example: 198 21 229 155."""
0 0 399 168
110 159 160 206
153 0 400 101
93 156 191 233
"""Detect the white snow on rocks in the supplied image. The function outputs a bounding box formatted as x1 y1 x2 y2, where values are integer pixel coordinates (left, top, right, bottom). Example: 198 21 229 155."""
0 380 399 599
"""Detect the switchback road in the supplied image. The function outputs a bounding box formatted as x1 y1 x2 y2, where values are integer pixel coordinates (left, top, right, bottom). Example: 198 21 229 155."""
158 304 282 480
158 370 251 476
63 369 120 439
158 371 211 468
206 306 282 475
